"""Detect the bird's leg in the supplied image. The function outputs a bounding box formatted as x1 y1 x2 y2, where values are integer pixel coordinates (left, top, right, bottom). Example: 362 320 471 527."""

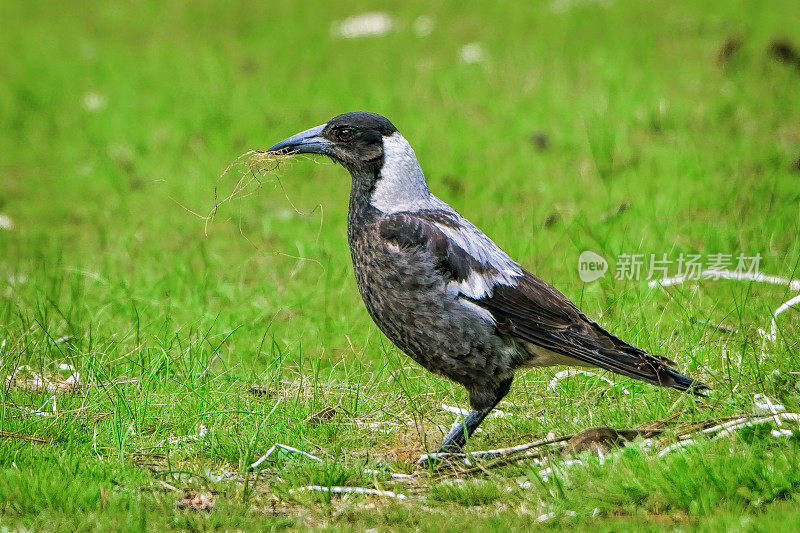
417 407 493 467
436 376 514 453
439 407 494 452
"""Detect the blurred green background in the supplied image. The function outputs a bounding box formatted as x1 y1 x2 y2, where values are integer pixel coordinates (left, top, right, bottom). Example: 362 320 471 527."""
1 1 800 529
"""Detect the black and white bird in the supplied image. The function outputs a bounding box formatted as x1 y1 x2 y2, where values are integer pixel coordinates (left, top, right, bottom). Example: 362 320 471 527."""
267 112 706 452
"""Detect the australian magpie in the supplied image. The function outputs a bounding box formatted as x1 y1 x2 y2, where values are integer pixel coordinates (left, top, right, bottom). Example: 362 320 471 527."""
267 112 706 452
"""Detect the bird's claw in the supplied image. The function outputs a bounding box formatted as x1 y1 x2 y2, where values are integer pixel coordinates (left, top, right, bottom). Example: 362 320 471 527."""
417 448 468 469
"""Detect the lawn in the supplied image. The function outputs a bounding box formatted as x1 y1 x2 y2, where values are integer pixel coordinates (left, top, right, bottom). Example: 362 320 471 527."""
1 0 800 530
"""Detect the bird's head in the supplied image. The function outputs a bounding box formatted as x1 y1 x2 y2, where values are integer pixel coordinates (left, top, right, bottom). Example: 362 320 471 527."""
267 112 398 173
268 112 431 212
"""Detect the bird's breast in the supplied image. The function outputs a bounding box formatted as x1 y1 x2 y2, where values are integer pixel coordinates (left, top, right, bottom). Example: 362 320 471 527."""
346 219 515 387
348 223 443 325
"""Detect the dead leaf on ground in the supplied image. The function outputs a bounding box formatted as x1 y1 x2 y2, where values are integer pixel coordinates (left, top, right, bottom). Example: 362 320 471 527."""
530 132 551 151
131 452 167 468
247 385 273 398
7 365 81 393
717 34 742 65
769 38 800 66
562 427 641 455
543 211 561 228
141 480 181 493
176 491 215 512
305 407 337 426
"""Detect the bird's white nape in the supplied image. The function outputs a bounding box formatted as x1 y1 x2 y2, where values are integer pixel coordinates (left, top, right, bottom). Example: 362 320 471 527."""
370 133 432 213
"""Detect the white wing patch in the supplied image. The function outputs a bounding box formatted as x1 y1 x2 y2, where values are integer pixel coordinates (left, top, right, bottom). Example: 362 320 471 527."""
458 272 496 300
435 216 522 299
457 296 497 325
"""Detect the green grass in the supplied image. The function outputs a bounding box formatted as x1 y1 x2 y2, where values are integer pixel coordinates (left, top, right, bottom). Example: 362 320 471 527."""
2 0 800 530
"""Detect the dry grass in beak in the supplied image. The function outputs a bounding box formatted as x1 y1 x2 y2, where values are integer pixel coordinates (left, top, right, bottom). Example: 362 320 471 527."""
244 150 291 174
204 150 294 234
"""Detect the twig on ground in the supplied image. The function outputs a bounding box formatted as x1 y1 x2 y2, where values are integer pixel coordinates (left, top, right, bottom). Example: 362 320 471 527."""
364 469 415 480
170 425 210 445
16 395 58 418
418 435 570 466
422 395 798 476
538 459 586 481
441 404 509 418
648 269 800 291
250 443 323 471
289 485 407 500
657 439 697 457
537 510 576 523
156 480 182 492
655 394 799 456
759 293 800 342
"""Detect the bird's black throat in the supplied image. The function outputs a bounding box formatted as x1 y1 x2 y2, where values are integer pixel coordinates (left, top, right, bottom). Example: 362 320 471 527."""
346 168 382 246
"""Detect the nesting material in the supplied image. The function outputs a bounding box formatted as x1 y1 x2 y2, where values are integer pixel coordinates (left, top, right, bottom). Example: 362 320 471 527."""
244 150 292 174
205 150 295 233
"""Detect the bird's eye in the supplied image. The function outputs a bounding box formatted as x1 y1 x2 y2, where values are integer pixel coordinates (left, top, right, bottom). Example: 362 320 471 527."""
337 128 353 141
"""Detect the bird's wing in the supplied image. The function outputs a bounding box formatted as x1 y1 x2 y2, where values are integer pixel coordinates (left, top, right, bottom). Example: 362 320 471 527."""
378 210 704 393
378 209 521 299
478 272 705 391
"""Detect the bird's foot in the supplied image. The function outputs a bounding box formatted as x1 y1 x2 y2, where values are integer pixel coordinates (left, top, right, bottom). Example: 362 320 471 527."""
417 451 460 469
417 443 468 469
418 405 503 468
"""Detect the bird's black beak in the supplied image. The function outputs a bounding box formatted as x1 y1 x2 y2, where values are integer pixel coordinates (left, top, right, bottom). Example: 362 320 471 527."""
267 123 333 155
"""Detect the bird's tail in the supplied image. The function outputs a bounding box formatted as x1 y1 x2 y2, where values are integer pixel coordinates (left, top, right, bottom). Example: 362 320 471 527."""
592 341 709 396
655 363 709 396
588 322 709 396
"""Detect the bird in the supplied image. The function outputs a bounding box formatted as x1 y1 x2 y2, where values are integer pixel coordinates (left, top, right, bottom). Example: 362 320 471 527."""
266 112 707 453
